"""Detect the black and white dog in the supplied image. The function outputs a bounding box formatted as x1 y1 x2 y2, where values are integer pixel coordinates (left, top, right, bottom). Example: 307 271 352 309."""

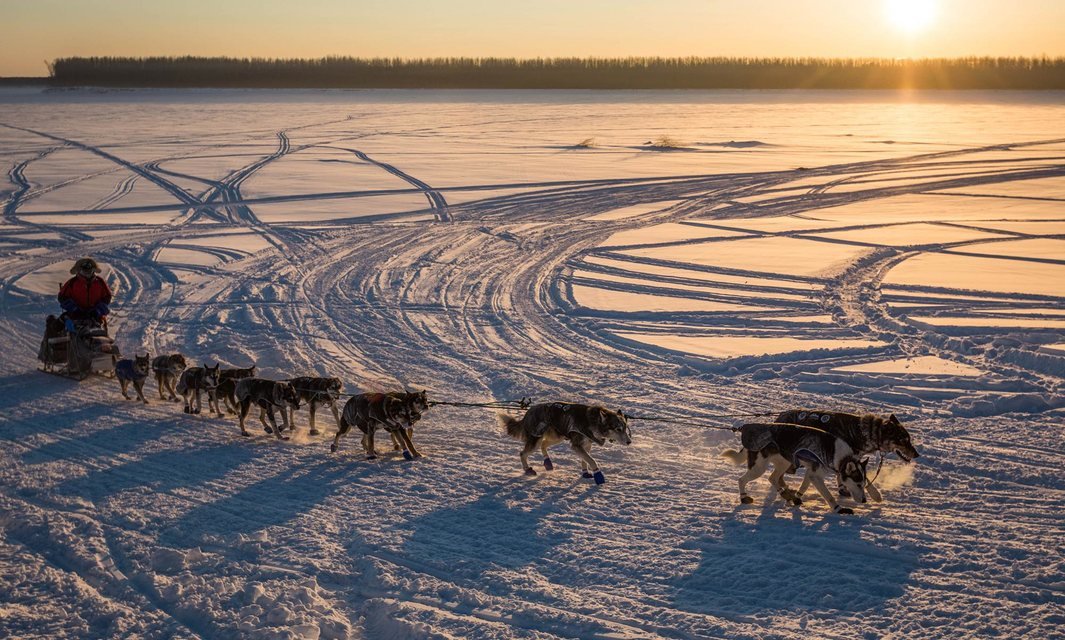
234 378 300 440
152 353 187 402
723 422 868 515
115 353 151 404
177 364 222 416
499 402 632 485
331 392 422 459
216 365 257 414
287 376 343 436
776 409 920 502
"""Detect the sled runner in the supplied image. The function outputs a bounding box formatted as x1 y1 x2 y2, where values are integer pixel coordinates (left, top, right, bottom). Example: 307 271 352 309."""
37 315 119 381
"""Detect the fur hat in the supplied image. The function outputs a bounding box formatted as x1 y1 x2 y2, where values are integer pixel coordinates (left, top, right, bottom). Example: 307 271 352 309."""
71 257 100 275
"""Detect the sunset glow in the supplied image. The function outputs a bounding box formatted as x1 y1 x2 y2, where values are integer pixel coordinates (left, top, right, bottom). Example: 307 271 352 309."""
885 0 939 34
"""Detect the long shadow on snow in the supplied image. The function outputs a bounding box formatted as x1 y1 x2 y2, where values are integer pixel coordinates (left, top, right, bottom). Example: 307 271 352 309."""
158 458 361 549
55 442 266 504
401 478 589 581
0 371 83 411
672 506 917 616
20 407 165 465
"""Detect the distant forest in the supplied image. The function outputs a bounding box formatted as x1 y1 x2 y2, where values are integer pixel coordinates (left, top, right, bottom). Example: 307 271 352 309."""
47 56 1065 90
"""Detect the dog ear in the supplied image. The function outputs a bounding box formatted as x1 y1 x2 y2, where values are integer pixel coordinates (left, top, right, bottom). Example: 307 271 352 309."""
888 413 899 425
860 457 869 470
598 408 609 424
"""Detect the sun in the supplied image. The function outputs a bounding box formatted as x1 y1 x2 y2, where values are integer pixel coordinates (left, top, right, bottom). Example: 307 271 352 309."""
884 0 938 34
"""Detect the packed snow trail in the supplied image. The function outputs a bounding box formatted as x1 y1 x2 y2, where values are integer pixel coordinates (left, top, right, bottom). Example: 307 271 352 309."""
0 90 1063 639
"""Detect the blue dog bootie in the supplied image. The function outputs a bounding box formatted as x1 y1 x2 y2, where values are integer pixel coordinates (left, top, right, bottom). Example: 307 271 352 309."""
402 450 414 461
593 470 606 485
543 457 554 471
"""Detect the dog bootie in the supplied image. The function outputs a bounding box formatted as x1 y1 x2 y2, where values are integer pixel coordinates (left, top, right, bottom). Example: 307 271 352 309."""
581 471 594 479
402 450 414 461
543 457 554 471
593 470 606 485
525 468 537 476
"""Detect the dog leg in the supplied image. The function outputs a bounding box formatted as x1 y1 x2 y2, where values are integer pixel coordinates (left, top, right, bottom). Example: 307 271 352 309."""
768 455 800 505
390 432 402 451
156 375 166 400
258 406 271 433
238 401 252 437
193 389 202 415
210 390 223 417
808 473 852 514
795 472 812 500
330 432 343 453
738 454 769 504
364 426 378 459
183 391 191 414
396 428 420 460
572 442 605 484
520 438 538 475
266 407 288 441
540 439 554 470
308 401 318 436
119 378 131 400
135 380 149 404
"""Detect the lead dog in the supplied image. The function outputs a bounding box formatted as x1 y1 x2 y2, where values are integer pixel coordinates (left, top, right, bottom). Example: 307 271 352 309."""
331 392 422 459
177 363 221 416
723 422 867 515
152 353 187 402
775 409 920 502
287 376 343 435
499 402 632 485
216 365 257 414
116 353 151 404
234 378 300 440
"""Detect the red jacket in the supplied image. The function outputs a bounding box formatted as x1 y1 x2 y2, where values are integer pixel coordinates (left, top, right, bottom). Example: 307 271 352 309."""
58 275 112 312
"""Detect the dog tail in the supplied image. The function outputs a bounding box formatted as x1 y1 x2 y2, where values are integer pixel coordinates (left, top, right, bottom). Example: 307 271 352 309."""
721 448 748 466
497 413 524 439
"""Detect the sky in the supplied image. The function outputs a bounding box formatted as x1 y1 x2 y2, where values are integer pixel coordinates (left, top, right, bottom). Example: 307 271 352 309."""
2 0 1063 76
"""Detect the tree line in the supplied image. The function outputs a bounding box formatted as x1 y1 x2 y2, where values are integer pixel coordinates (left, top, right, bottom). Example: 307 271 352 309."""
47 56 1065 90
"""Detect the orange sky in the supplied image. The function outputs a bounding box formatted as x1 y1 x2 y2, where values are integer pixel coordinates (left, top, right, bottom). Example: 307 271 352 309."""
2 0 1063 76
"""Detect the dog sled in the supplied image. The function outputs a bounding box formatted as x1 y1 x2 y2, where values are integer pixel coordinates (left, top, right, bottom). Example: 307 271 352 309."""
37 315 120 380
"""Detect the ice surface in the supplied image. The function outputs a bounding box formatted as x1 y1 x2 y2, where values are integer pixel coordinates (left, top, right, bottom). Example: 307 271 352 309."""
1 88 1062 640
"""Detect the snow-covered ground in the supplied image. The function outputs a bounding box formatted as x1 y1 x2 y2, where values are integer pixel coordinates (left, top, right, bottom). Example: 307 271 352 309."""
1 87 1063 639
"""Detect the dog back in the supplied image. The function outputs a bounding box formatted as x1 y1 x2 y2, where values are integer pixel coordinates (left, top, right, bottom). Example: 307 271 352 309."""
289 376 342 403
153 354 186 375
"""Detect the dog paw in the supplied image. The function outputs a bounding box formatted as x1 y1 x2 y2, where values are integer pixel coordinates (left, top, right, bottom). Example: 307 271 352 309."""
593 470 606 485
402 450 414 461
366 454 378 460
309 430 320 436
142 400 149 405
525 468 537 476
183 406 191 414
835 506 854 515
330 445 338 453
740 495 754 505
790 496 803 506
543 457 554 471
581 471 593 479
264 426 273 434
241 431 251 437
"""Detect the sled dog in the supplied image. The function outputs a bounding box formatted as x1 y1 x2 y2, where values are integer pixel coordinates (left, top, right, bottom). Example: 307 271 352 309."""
177 363 222 416
331 392 423 459
722 422 867 515
499 402 632 485
775 409 920 502
216 365 257 414
287 376 343 435
115 353 151 404
384 390 429 453
234 378 300 440
152 353 187 402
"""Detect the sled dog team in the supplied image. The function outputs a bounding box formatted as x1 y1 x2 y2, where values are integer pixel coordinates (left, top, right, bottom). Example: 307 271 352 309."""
114 352 920 514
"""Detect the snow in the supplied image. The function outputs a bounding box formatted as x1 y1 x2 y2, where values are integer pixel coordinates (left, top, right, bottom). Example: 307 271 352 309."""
1 87 1063 640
